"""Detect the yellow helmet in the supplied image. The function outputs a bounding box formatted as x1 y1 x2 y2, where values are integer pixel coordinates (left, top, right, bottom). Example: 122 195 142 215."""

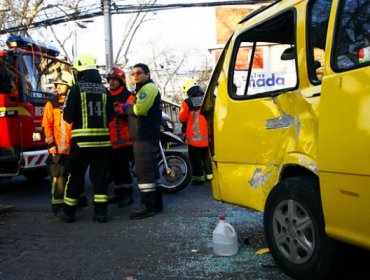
72 54 97 72
53 71 73 87
182 79 197 94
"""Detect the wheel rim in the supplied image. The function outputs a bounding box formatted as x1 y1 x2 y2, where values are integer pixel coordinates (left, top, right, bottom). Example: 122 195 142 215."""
272 199 316 264
158 155 188 189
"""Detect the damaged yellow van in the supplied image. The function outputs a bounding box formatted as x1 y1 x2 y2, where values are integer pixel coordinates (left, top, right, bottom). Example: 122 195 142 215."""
202 0 370 279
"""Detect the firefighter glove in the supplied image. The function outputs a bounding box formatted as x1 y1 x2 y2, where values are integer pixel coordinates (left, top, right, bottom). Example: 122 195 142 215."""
122 103 130 112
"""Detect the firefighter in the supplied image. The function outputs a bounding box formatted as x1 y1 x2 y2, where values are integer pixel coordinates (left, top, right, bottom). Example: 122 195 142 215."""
42 71 73 215
62 54 114 223
122 63 162 219
106 66 135 207
178 79 213 184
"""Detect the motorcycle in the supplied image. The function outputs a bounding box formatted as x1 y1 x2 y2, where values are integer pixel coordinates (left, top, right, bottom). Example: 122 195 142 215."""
89 113 192 194
158 128 192 193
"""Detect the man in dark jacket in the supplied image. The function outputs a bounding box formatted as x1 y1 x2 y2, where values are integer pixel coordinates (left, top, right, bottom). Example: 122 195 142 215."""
122 63 162 219
61 54 114 223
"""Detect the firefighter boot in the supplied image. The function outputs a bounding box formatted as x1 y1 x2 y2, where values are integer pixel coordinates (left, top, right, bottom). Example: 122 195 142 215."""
155 186 163 213
129 191 156 219
118 187 134 208
52 203 64 216
93 203 108 223
60 204 76 223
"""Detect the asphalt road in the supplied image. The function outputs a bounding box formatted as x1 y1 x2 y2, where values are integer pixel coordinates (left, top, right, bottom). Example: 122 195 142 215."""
0 174 293 280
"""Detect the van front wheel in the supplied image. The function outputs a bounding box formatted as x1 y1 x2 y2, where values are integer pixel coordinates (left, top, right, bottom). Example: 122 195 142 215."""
264 176 338 280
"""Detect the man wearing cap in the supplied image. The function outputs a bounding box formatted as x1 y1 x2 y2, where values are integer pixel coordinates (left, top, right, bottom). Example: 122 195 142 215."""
62 54 114 223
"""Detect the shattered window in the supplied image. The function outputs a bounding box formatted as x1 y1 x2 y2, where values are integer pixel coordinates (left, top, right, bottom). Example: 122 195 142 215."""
230 11 297 98
332 0 370 70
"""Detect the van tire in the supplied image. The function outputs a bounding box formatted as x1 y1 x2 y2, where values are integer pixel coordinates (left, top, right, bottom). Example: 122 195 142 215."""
264 176 338 280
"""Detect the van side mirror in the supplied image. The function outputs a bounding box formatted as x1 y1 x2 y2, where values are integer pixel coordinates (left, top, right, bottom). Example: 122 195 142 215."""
281 47 296 60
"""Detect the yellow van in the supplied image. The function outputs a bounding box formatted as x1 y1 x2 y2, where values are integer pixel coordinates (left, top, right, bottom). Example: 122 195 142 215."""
202 0 370 279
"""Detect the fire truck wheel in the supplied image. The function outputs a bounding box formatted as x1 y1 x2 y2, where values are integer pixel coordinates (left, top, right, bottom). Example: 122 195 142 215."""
263 176 340 279
22 167 48 181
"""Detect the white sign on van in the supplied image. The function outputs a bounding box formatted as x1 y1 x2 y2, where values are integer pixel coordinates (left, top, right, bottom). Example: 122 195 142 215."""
233 44 297 96
234 68 296 96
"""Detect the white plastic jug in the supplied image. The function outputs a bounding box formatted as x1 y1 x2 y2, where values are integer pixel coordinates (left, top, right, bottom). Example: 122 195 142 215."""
212 216 238 256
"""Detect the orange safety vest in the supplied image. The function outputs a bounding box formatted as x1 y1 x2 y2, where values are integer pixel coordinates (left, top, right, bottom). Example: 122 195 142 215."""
178 96 209 147
109 88 135 149
42 101 72 154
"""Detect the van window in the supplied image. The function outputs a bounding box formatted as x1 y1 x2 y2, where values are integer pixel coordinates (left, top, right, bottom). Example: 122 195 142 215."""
230 11 297 98
307 0 332 83
0 57 15 93
332 0 370 70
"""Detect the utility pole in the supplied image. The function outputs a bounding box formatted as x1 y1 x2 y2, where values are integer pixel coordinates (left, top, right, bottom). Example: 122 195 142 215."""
103 0 114 70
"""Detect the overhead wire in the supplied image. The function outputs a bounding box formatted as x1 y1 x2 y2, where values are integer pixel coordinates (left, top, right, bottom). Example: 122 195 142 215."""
0 0 269 35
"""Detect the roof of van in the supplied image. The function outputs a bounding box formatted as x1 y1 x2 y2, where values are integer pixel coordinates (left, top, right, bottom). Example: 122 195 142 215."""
239 0 282 24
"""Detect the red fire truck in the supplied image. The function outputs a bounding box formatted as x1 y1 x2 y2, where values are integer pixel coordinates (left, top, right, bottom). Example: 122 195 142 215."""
0 35 70 181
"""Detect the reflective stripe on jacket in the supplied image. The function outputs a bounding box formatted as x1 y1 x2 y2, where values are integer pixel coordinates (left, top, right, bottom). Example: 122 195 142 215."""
178 96 208 147
63 71 114 148
109 87 135 149
42 101 72 154
125 80 162 141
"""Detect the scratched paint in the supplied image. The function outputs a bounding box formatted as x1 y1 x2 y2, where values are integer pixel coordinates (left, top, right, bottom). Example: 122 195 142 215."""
266 112 295 129
249 168 272 189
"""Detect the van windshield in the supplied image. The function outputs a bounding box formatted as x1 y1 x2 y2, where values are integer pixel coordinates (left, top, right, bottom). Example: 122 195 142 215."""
21 54 69 101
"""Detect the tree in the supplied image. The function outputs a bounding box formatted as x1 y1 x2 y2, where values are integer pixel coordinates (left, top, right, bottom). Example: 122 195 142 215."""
0 0 77 37
0 0 214 101
127 40 213 104
40 1 84 62
114 0 158 66
0 0 157 65
0 0 81 55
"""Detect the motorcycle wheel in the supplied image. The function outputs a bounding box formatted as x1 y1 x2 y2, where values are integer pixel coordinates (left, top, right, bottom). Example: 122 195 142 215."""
158 151 192 194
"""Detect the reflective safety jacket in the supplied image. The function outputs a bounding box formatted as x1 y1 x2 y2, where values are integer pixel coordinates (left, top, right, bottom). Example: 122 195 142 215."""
109 86 135 149
63 70 114 148
178 94 209 147
125 79 162 142
42 100 72 154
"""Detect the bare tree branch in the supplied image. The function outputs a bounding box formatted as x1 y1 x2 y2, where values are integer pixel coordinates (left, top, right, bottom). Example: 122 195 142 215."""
115 0 157 65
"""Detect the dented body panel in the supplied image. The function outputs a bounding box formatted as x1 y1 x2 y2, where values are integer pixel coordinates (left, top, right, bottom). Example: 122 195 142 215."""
213 88 320 212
